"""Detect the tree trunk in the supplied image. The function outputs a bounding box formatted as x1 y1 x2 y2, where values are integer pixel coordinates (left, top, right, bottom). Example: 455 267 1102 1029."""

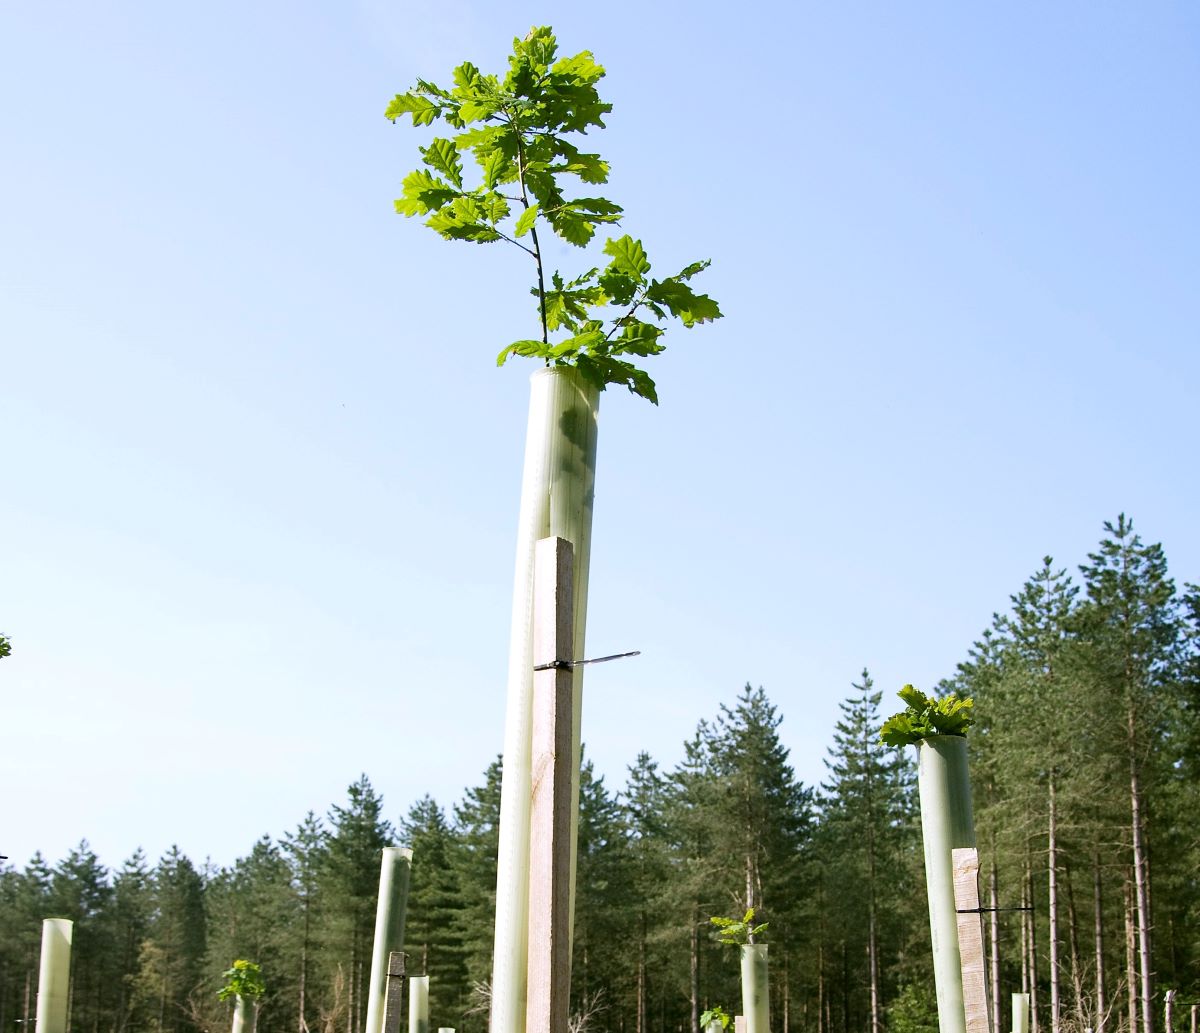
990 865 1002 1033
1065 865 1085 1028
637 913 646 1033
1027 862 1040 1033
867 834 880 1033
783 952 791 1033
817 940 825 1033
1128 726 1154 1033
1021 877 1030 996
23 963 32 1033
1049 774 1060 1033
1124 875 1137 1033
689 908 699 1033
1094 856 1106 1033
841 942 848 1033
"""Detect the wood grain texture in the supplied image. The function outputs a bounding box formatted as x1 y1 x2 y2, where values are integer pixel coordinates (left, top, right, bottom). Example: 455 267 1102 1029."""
382 952 406 1033
952 848 991 1033
526 537 575 1033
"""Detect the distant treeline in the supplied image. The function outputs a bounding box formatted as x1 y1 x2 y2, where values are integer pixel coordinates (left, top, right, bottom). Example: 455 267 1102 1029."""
2 515 1196 1033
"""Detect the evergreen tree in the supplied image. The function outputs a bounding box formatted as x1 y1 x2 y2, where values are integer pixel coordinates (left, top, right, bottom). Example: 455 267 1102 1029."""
49 841 114 1033
400 796 467 1026
206 837 298 1033
1075 516 1181 1033
111 850 154 1033
282 811 328 1033
818 671 916 1033
0 853 52 1033
570 756 628 1030
321 777 394 1033
133 846 208 1033
619 753 672 1033
449 758 502 1033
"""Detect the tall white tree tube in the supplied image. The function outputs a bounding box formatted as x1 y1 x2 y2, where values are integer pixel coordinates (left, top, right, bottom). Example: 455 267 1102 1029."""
365 847 414 1033
35 919 72 1033
491 367 599 1033
740 945 770 1033
918 736 977 1033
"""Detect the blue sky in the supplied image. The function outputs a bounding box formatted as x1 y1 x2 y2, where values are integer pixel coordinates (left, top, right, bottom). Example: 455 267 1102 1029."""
2 1 1197 871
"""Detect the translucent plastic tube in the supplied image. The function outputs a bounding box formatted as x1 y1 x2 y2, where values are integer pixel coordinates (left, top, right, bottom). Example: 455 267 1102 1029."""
740 944 770 1033
918 736 976 1033
365 848 414 1033
35 919 72 1033
1012 994 1030 1033
230 996 256 1033
408 977 429 1033
491 368 599 1033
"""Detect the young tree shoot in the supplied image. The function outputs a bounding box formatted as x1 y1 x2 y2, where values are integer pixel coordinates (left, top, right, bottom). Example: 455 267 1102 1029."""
879 685 975 748
386 26 722 404
711 907 769 946
217 960 266 1003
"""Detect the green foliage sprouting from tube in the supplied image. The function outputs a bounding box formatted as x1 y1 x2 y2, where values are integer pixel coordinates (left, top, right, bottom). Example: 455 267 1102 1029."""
386 26 722 404
711 907 769 946
879 684 975 747
217 960 266 1002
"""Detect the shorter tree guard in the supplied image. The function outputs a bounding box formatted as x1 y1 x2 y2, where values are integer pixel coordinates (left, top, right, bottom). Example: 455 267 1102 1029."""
35 919 72 1033
1012 994 1030 1033
408 977 429 1033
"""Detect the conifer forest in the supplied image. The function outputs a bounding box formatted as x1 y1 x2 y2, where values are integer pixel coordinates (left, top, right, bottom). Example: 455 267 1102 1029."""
4 516 1198 1033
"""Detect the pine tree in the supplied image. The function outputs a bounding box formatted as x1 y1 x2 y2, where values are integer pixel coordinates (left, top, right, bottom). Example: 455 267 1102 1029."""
133 846 208 1033
570 756 628 1031
282 812 328 1033
620 753 671 1033
819 671 915 1033
0 853 52 1033
400 796 467 1026
206 836 298 1033
111 850 154 1033
321 777 394 1033
49 841 114 1033
450 758 502 1033
1075 516 1181 1033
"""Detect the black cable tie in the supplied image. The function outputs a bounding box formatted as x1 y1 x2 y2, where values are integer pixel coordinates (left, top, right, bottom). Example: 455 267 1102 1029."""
534 650 641 672
956 906 1034 914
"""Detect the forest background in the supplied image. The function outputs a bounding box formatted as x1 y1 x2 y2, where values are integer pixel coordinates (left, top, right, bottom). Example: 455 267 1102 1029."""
4 516 1197 1033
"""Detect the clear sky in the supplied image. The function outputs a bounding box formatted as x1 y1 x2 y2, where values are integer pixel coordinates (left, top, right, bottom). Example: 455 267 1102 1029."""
2 1 1197 872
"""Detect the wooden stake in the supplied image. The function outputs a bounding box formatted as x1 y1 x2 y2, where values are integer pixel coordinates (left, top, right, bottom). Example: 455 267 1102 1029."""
952 848 991 1033
382 953 406 1033
526 536 575 1033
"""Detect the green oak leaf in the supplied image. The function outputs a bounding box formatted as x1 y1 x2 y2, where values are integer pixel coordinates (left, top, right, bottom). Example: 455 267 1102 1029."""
420 139 463 188
514 205 539 237
394 169 459 217
603 235 651 276
385 92 441 125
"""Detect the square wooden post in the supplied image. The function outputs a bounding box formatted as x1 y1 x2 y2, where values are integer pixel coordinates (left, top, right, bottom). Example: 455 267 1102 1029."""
382 952 406 1033
952 848 991 1033
526 536 575 1033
